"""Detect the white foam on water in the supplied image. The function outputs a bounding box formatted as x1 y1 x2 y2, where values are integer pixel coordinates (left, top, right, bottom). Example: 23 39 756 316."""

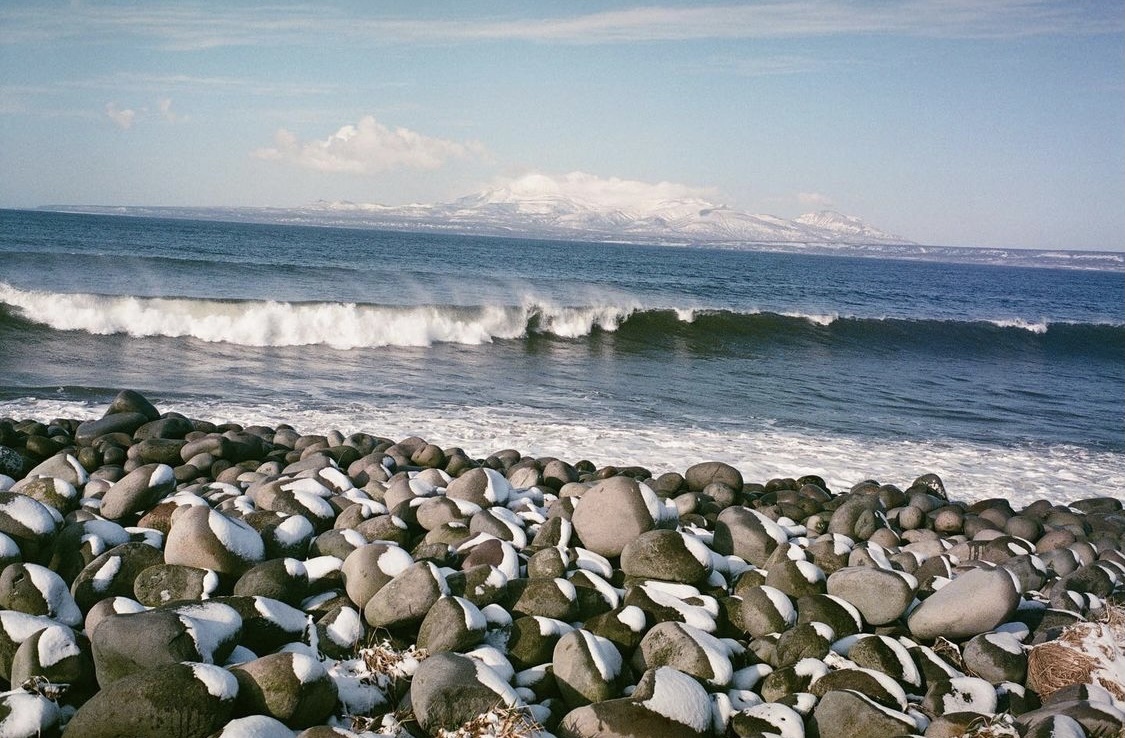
0 283 658 347
5 396 1122 506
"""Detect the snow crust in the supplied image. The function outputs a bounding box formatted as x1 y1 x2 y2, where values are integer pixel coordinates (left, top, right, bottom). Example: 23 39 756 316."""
579 629 622 681
206 510 265 561
616 605 647 633
189 662 239 700
640 666 712 731
36 624 81 667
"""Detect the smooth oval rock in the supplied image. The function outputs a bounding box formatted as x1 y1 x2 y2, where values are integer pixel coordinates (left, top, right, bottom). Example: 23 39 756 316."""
907 567 1021 641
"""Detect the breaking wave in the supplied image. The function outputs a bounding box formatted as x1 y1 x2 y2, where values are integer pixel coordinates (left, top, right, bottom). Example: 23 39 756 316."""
0 283 1121 355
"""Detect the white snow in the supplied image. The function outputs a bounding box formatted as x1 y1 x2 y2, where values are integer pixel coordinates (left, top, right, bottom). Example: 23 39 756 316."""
731 664 773 691
941 676 999 714
638 582 718 632
0 532 20 558
571 571 625 612
795 559 825 584
760 585 797 627
325 606 363 647
680 531 714 569
578 629 622 681
0 494 56 534
471 658 520 707
202 569 220 598
23 563 82 626
0 690 60 736
481 603 513 627
374 545 414 577
210 714 296 737
481 467 512 505
148 463 175 490
985 631 1025 655
35 624 81 667
466 645 515 683
206 510 265 561
454 596 487 631
318 466 353 491
90 555 122 592
736 703 805 738
292 489 335 520
678 623 733 686
302 555 342 582
189 662 239 700
253 597 309 634
794 657 829 683
616 605 647 633
640 666 712 731
288 651 326 684
573 548 613 579
280 477 331 497
273 514 314 546
553 577 577 603
534 617 573 637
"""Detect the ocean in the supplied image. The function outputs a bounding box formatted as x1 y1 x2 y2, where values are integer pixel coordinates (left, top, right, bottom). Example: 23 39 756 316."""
1 208 1122 505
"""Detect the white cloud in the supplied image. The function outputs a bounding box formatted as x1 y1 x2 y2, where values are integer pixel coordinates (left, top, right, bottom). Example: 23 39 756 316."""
157 97 179 122
104 102 135 129
486 171 719 209
253 116 485 174
797 191 835 207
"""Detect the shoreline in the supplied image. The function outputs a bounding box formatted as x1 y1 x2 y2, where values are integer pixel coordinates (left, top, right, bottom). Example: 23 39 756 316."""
0 390 1123 736
2 392 1123 508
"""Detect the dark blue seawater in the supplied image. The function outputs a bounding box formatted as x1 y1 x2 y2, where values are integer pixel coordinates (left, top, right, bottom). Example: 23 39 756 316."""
2 209 1122 501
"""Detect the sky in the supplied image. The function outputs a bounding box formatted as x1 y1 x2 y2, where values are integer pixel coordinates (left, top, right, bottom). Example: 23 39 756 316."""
0 1 1122 251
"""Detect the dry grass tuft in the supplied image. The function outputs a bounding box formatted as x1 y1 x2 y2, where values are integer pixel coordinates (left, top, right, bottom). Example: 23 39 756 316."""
1027 603 1125 701
19 676 69 701
435 703 543 738
958 713 1020 738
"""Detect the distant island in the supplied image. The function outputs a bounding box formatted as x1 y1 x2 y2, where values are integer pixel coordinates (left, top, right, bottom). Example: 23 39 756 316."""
38 174 1124 271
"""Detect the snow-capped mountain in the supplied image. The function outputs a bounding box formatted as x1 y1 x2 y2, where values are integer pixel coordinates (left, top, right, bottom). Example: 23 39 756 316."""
307 175 914 246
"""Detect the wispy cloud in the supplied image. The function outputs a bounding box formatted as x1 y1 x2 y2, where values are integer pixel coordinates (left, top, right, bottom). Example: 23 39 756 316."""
104 102 136 130
797 191 835 207
253 116 485 174
3 1 1119 50
104 98 185 129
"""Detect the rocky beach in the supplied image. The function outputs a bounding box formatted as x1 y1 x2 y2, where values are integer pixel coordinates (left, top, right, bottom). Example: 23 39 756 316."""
0 390 1120 737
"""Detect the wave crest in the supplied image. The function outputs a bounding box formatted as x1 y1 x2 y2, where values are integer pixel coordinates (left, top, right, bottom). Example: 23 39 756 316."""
0 283 643 348
1 283 1120 352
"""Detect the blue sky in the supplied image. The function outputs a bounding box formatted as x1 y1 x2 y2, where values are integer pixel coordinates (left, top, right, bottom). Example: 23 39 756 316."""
1 1 1122 250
